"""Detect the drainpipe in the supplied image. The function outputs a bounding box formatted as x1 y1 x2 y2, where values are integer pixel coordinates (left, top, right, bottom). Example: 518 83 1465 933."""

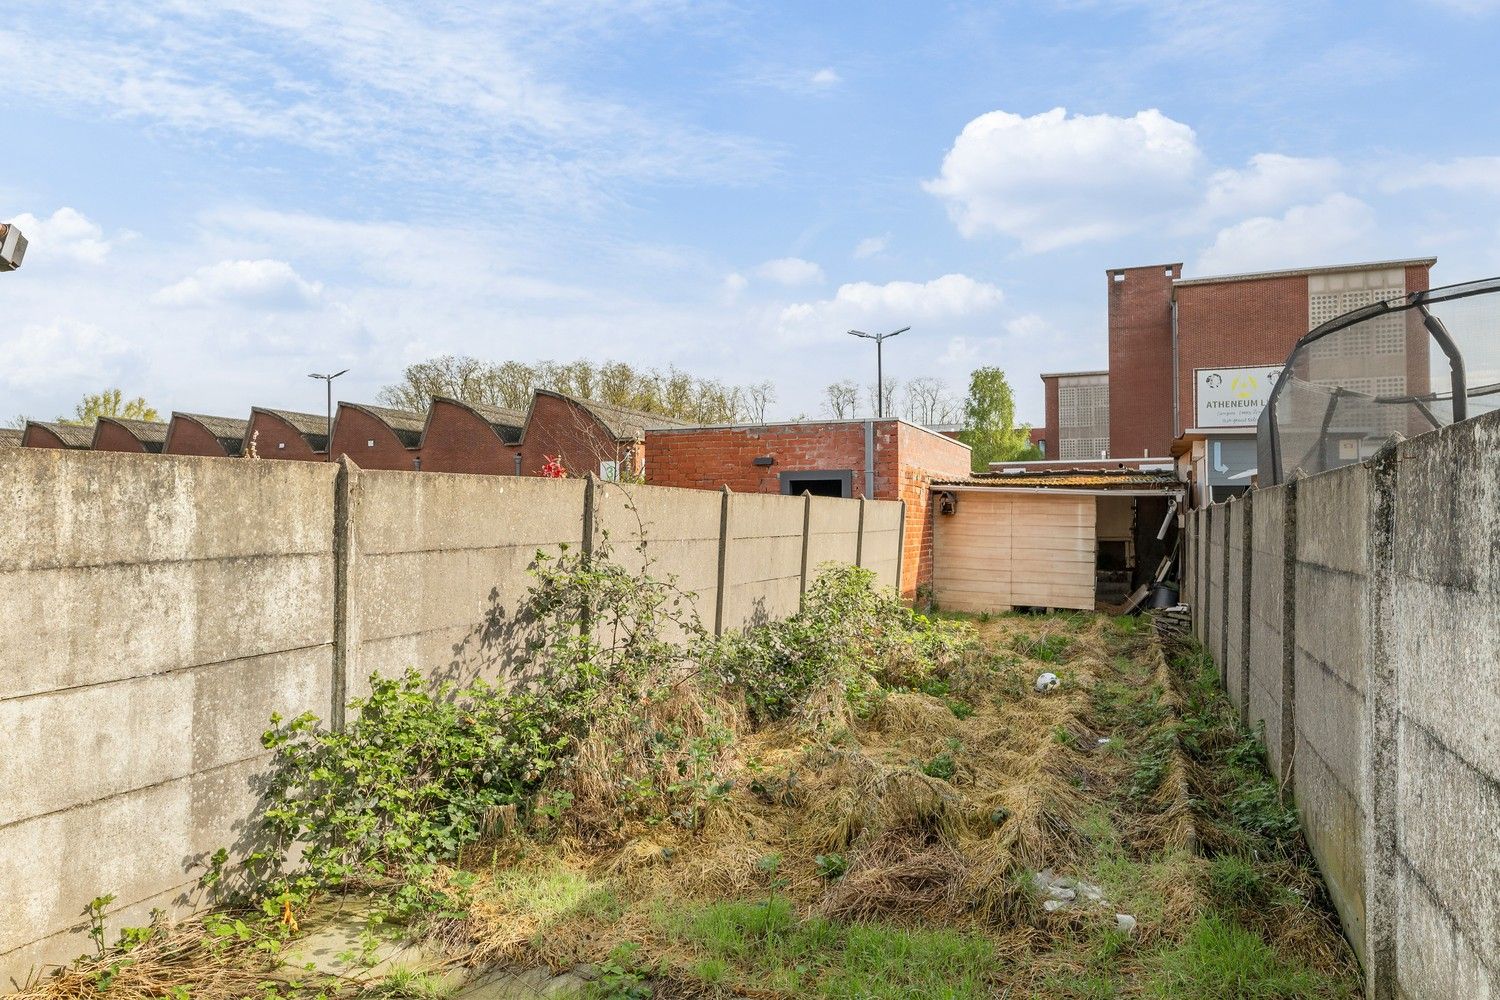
864 420 875 498
1171 297 1181 439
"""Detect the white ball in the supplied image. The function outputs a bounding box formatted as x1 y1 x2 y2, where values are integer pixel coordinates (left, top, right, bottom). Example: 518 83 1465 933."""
1035 672 1060 693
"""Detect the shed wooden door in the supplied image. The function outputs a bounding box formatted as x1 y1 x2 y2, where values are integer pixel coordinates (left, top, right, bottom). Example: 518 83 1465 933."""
932 491 1096 612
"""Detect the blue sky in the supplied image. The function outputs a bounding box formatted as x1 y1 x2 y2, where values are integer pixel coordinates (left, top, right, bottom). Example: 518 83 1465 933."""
5 0 1500 426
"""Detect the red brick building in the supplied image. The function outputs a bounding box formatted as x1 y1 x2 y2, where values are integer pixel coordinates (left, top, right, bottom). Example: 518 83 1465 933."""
644 419 971 597
245 408 329 461
517 390 694 480
329 403 425 471
91 417 168 454
163 413 247 457
1037 257 1436 503
418 397 526 475
21 421 94 450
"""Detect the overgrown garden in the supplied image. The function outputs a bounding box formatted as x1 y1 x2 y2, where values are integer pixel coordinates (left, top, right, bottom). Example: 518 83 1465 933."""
22 533 1362 999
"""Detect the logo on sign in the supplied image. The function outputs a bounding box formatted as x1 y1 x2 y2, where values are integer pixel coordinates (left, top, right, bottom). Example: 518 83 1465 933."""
1195 367 1281 428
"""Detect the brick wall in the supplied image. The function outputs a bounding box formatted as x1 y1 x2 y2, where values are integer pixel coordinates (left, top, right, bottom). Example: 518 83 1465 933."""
92 420 151 454
890 422 973 596
247 410 324 462
1174 273 1308 435
331 406 419 471
517 393 634 479
1107 263 1180 459
21 426 72 449
1042 376 1060 459
647 422 870 495
419 398 519 475
163 417 233 457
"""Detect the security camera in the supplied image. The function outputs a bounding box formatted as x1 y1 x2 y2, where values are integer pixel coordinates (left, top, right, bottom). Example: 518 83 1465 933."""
0 223 27 272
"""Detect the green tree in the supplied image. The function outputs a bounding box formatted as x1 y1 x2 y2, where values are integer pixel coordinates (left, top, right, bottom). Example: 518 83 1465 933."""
958 367 1037 472
61 389 159 425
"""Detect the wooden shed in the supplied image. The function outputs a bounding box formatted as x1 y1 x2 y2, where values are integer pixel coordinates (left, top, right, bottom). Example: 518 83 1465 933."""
929 471 1185 613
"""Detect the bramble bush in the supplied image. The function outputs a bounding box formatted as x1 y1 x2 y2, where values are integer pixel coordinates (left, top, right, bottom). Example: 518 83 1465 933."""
710 564 976 723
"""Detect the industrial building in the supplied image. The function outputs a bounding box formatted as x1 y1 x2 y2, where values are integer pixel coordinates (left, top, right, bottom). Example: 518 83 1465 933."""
1037 257 1436 503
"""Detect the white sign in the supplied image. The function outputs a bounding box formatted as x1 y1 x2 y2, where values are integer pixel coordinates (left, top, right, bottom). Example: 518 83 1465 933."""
599 460 620 482
1195 366 1282 428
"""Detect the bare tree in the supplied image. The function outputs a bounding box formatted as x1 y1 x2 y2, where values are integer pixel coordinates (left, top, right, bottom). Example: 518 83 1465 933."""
823 380 860 418
866 380 899 419
742 381 776 423
903 376 958 425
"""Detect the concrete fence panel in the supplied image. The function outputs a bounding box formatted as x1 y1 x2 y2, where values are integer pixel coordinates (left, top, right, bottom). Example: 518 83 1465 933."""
719 491 806 630
594 481 723 629
804 495 861 590
1205 504 1225 668
0 450 337 983
1247 483 1287 769
859 497 905 592
1224 496 1248 717
1388 415 1500 997
349 472 587 696
1293 464 1371 960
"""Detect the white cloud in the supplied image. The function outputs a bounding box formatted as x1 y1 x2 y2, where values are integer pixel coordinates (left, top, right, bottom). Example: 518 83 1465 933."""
755 257 825 286
1381 156 1500 196
810 67 841 86
7 208 112 265
778 273 1003 341
852 235 889 259
0 5 774 210
924 107 1201 250
0 318 132 389
1195 194 1376 276
1200 154 1342 221
722 272 749 300
152 259 324 309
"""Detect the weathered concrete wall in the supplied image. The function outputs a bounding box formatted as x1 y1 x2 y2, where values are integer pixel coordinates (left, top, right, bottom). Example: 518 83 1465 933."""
860 497 904 593
1247 483 1287 777
1224 496 1247 717
1 453 900 986
1205 504 1225 667
1387 414 1500 997
1184 407 1500 997
0 449 336 986
1293 464 1370 961
347 472 587 697
719 492 805 630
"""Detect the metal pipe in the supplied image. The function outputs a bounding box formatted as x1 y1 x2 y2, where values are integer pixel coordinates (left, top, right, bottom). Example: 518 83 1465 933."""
1419 305 1468 423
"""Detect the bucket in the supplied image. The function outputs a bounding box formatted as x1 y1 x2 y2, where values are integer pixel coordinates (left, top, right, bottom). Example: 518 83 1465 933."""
1148 584 1180 609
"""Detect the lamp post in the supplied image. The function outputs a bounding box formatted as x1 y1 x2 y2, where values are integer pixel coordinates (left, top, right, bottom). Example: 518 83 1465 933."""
847 326 909 418
308 369 349 461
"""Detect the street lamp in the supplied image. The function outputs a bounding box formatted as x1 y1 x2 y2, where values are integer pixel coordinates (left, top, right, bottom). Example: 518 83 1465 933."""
847 326 909 418
308 369 349 461
0 223 28 272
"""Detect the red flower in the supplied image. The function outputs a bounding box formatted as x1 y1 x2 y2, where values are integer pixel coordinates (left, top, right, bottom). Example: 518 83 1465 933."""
539 455 568 478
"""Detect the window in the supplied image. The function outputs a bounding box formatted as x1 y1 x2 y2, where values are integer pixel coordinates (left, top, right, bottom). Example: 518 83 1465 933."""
780 470 853 498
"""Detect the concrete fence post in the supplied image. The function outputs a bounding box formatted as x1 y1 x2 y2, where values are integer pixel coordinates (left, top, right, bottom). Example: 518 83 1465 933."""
331 456 362 731
895 499 908 596
713 485 731 637
1238 492 1254 726
1278 474 1300 792
580 474 598 636
1197 506 1209 643
798 491 812 605
1363 447 1399 999
855 496 867 568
